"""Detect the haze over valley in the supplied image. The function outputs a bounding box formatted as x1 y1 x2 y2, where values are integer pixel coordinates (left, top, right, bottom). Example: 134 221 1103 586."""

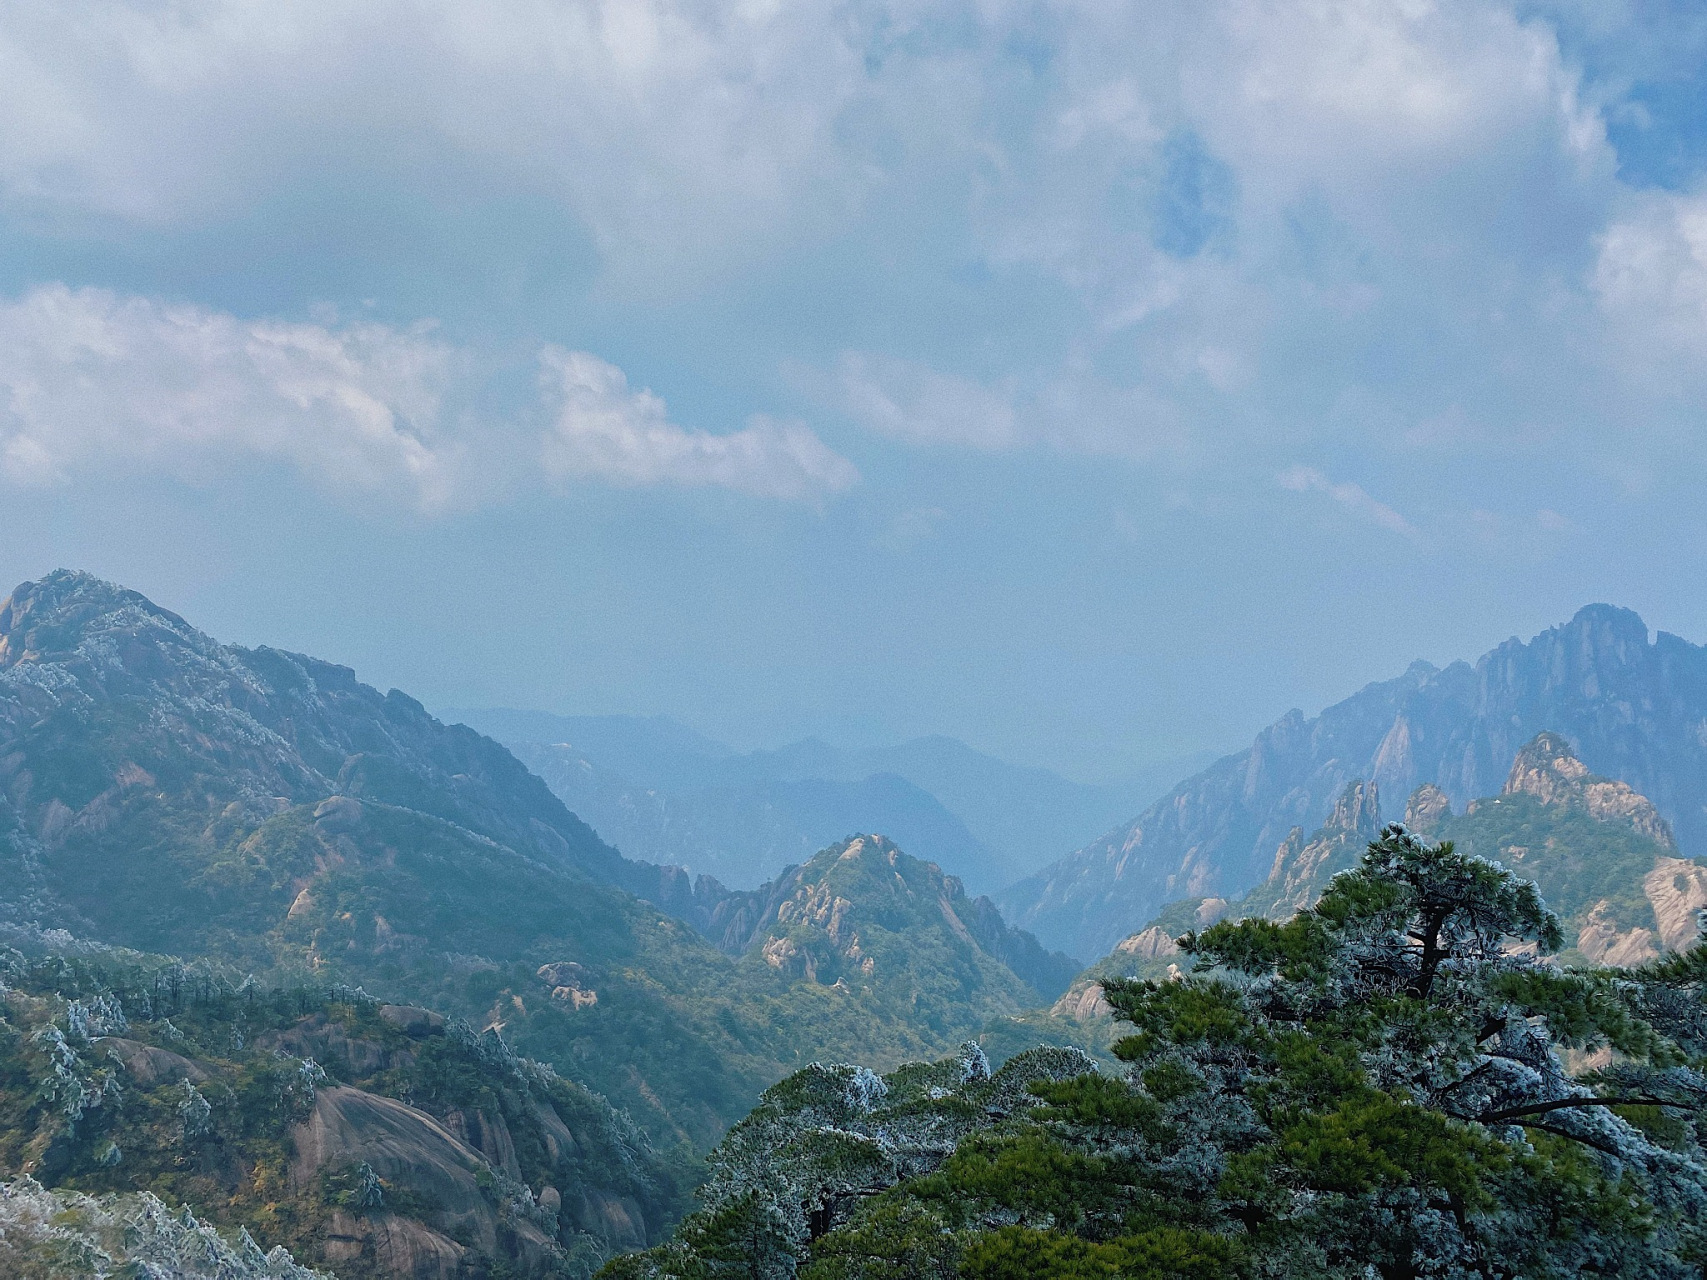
7 1 1707 1274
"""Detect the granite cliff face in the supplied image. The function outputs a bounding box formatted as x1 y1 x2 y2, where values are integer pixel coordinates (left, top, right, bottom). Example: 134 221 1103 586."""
1003 605 1707 956
1446 734 1707 967
1498 730 1675 848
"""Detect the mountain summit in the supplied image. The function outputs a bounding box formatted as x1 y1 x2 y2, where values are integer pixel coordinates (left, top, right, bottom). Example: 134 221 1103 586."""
1500 729 1675 847
1002 604 1707 956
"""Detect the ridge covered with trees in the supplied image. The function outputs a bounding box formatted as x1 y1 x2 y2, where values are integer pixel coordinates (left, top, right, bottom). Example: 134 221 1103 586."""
608 826 1707 1277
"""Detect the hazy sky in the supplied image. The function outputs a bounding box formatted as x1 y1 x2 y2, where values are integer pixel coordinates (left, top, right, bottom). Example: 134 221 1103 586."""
3 1 1707 780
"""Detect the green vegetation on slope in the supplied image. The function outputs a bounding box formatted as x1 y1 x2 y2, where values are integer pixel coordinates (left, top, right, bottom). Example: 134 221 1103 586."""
0 574 1074 1156
606 828 1707 1278
0 943 686 1277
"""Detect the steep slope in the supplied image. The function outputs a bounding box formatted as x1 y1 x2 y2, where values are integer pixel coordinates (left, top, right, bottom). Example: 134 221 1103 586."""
0 572 1059 1153
701 835 1078 1008
1428 733 1707 966
1003 604 1707 956
0 572 780 1142
1047 780 1383 1022
0 946 682 1278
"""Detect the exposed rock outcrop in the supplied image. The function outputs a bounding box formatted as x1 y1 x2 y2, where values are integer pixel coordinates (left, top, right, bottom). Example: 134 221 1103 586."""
1404 784 1452 834
1645 858 1707 952
1245 780 1382 921
708 833 1079 1000
1501 731 1675 848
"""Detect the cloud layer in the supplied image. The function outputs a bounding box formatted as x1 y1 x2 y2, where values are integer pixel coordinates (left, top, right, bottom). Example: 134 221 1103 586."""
0 285 856 507
0 1 1704 518
0 285 462 506
542 348 858 500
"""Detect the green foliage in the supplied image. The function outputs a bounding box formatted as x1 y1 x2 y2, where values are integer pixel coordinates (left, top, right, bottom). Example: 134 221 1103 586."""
0 948 686 1279
606 825 1707 1279
959 1225 1240 1280
1438 793 1679 939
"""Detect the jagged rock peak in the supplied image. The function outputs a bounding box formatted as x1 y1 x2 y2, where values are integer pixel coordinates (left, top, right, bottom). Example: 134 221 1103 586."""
1565 602 1650 647
0 569 198 668
1503 732 1675 849
1325 777 1382 840
1405 784 1452 834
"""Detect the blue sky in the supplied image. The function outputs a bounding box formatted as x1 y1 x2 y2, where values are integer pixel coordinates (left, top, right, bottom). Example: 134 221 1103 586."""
3 0 1707 780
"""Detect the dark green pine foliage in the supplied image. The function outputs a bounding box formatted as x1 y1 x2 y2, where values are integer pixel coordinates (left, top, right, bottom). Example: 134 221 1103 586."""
603 826 1707 1278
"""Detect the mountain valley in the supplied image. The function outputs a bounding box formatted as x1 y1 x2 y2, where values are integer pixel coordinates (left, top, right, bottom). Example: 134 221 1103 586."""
7 573 1707 1277
449 708 1205 896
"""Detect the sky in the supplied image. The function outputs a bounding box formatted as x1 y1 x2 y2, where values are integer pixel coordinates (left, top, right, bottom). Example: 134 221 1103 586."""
3 0 1707 782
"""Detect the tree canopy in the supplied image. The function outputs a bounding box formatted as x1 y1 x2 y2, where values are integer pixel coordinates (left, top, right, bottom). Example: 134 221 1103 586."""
604 824 1707 1279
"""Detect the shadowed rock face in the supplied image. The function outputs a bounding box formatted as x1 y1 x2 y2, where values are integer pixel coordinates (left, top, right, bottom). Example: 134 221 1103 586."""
1003 605 1707 956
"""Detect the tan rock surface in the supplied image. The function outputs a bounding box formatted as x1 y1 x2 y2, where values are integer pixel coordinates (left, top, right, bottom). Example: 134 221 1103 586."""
1503 732 1675 848
289 1085 495 1255
1644 857 1707 952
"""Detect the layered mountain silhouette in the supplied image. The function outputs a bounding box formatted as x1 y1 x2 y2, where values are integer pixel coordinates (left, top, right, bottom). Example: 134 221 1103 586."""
450 707 1206 895
1053 731 1707 1024
1001 604 1707 956
0 572 1068 1140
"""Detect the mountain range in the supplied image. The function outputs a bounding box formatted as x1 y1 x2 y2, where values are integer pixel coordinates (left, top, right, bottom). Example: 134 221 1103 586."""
1051 730 1707 1025
448 707 1208 896
13 570 1707 1277
1001 603 1707 957
0 570 1080 1277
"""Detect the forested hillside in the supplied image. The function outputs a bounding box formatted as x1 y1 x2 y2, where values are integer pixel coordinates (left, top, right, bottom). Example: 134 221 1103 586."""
610 828 1707 1277
0 571 1080 1277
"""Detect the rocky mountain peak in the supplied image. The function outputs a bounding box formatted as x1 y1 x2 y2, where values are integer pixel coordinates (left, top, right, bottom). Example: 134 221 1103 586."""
1501 732 1675 849
0 569 198 670
1404 784 1452 834
1325 777 1381 839
1001 600 1707 958
1565 602 1650 651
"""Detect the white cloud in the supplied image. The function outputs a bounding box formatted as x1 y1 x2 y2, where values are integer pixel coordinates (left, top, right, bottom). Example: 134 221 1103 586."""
0 0 875 285
1277 464 1418 539
831 351 1187 460
1594 190 1707 382
0 284 464 508
834 353 1021 451
540 347 857 501
0 0 1698 493
0 284 855 507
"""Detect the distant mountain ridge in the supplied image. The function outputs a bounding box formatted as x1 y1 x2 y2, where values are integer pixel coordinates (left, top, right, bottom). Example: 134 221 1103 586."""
510 737 1000 893
1052 732 1707 1025
449 707 1206 895
1003 605 1707 956
0 571 1072 1149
